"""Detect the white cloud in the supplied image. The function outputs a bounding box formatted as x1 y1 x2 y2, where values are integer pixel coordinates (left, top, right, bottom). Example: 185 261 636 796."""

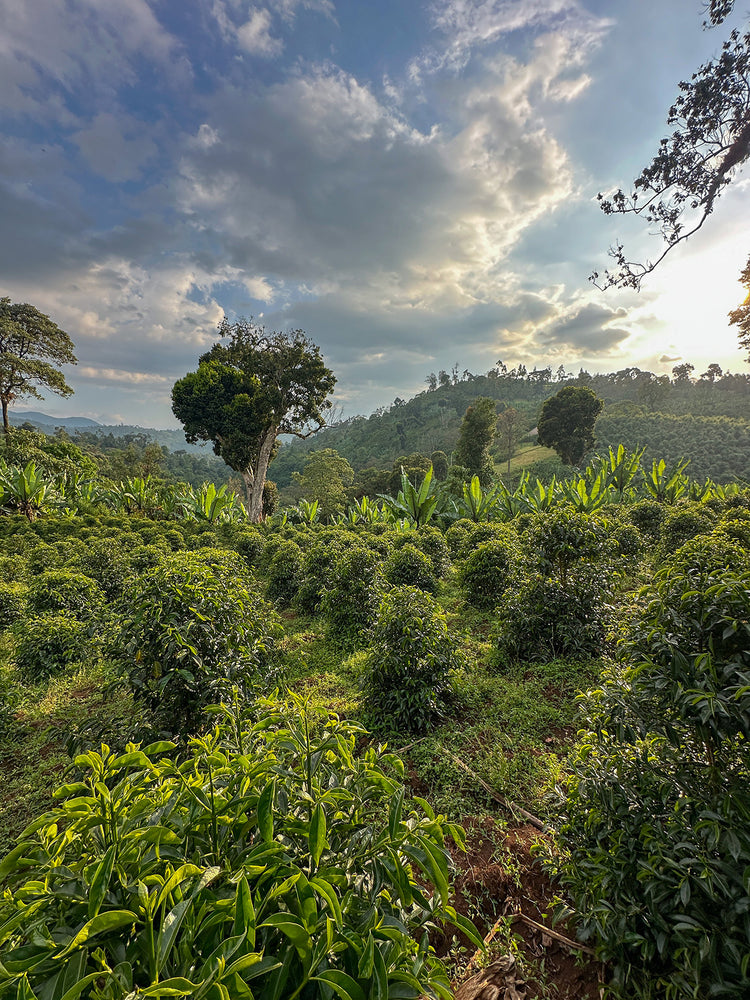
238 8 284 57
0 0 187 117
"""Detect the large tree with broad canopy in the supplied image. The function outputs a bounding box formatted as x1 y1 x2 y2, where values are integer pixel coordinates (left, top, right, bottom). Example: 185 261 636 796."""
0 298 77 437
172 318 335 522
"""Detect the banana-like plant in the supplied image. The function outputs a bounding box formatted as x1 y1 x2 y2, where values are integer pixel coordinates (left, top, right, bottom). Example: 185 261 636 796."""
185 482 244 523
641 457 690 504
456 475 509 522
380 464 445 527
292 498 320 526
599 444 644 500
0 461 55 521
561 468 610 513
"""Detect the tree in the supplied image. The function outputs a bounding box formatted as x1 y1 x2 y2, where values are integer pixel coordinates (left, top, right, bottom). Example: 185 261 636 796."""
172 318 335 523
591 2 750 290
291 448 354 519
454 397 497 484
671 362 695 383
536 386 603 466
0 298 77 437
496 406 526 477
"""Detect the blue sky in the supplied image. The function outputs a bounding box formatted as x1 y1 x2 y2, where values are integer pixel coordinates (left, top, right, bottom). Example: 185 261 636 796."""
2 0 749 427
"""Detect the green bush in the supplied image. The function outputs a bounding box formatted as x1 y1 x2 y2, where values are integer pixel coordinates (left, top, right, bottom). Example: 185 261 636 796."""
78 539 131 601
627 498 666 539
234 527 264 567
526 507 605 587
0 695 479 1000
412 525 450 577
266 539 304 605
460 535 517 609
558 567 750 998
658 503 716 554
0 581 28 630
296 531 352 614
129 542 169 573
362 586 461 734
321 546 380 648
14 614 95 681
383 542 438 594
28 569 103 618
0 553 27 582
445 522 471 559
495 574 608 664
116 549 281 734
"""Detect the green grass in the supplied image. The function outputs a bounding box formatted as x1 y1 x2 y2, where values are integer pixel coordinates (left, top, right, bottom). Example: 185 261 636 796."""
0 660 139 857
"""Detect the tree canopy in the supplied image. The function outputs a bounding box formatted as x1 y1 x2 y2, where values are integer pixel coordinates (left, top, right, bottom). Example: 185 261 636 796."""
172 318 335 522
0 298 77 437
591 1 750 291
537 386 603 466
454 397 497 485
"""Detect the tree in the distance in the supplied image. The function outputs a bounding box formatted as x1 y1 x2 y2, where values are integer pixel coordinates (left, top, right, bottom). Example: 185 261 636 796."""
291 448 354 519
0 298 77 437
454 397 497 484
536 386 603 466
172 318 335 522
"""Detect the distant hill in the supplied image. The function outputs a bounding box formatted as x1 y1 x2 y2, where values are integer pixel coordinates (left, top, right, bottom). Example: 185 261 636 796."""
10 410 101 429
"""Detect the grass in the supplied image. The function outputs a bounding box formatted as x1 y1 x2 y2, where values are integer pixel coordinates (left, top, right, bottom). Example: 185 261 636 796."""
0 659 138 856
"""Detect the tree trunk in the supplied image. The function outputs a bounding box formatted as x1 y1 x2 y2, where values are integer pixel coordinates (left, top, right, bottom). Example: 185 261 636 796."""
1 397 8 438
247 425 278 523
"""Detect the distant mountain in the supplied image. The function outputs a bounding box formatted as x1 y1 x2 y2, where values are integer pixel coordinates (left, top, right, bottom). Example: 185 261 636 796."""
10 410 101 428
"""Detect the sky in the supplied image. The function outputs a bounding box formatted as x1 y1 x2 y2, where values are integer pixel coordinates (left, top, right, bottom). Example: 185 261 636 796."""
2 0 750 428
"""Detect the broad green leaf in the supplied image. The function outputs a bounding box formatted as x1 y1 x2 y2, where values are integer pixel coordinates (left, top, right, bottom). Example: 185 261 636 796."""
258 914 310 957
140 977 202 996
88 844 117 919
312 970 366 1000
56 910 137 958
310 877 343 929
233 876 256 949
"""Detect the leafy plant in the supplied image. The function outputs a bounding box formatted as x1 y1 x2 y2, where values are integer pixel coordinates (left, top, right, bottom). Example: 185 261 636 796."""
266 539 304 606
527 506 606 588
321 546 381 649
0 581 28 630
0 695 481 1000
641 457 690 504
115 549 282 734
460 534 518 610
28 569 103 618
495 574 608 665
361 586 462 734
558 567 750 998
383 542 438 594
380 465 445 527
0 461 55 520
13 614 95 681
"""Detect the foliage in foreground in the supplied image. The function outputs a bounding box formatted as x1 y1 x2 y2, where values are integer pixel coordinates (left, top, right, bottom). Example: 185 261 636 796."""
0 695 480 1000
558 566 750 998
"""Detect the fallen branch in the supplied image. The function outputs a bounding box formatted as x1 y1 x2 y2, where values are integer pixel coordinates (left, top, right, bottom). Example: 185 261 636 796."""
510 912 597 957
435 742 546 830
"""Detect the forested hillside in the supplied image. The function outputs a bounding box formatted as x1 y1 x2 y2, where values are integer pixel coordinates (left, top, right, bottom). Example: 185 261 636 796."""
271 365 750 488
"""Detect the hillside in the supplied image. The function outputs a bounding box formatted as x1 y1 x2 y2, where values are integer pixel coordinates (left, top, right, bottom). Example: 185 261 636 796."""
270 368 750 488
